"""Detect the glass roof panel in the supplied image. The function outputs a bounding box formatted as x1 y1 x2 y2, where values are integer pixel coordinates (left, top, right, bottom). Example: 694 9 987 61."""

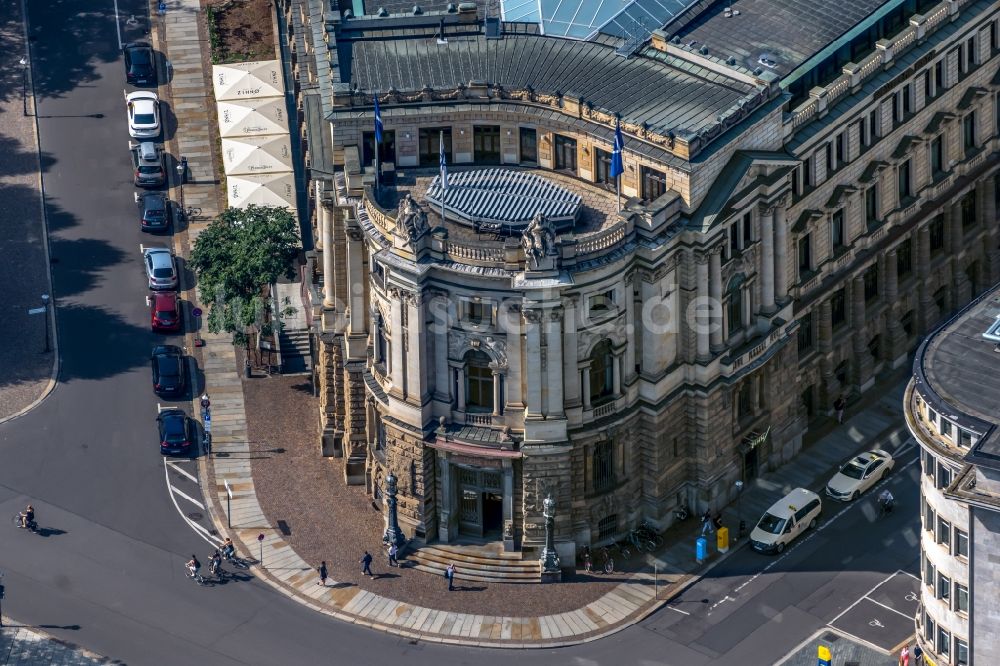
504 0 694 41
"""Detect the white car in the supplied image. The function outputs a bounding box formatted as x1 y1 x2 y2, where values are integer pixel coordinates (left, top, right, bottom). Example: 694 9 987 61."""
141 245 178 291
825 449 895 501
126 91 161 139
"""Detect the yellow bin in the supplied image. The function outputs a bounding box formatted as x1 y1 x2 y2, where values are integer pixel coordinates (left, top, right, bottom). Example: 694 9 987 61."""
717 526 729 553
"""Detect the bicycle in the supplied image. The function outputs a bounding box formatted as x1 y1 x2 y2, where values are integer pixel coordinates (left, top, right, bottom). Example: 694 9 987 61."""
11 513 38 533
224 552 250 570
600 547 615 574
185 566 206 586
877 496 895 518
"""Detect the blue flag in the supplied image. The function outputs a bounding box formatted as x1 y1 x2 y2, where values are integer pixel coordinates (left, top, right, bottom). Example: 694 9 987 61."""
610 118 624 178
373 94 383 144
439 131 448 191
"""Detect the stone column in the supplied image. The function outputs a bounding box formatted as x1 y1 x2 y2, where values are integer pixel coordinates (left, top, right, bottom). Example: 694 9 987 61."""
917 225 933 333
760 205 776 312
623 279 636 381
389 292 405 392
563 300 581 404
453 364 466 411
321 201 336 308
774 204 789 303
492 370 502 416
818 299 838 404
524 309 543 418
405 294 428 402
438 452 454 542
851 275 873 389
545 308 564 417
433 297 450 403
884 248 905 364
695 252 710 360
507 314 524 408
346 227 366 336
612 352 621 396
979 179 1000 284
950 199 972 304
502 460 515 551
709 247 724 351
582 366 592 410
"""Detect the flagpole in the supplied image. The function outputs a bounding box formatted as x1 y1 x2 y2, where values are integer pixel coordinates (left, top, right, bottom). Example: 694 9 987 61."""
440 130 447 225
617 175 621 211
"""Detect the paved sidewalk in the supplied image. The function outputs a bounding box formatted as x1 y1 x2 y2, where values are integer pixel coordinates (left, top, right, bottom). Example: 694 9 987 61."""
0 0 57 423
0 625 111 665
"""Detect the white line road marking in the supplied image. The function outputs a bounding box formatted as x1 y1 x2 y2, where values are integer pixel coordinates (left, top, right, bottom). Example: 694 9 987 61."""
166 461 198 484
169 485 205 510
900 571 921 582
828 570 903 625
867 597 916 620
708 595 733 611
112 0 123 50
162 461 221 548
665 606 691 615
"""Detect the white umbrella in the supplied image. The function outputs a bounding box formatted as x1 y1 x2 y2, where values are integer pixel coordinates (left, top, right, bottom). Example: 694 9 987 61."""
216 97 289 138
227 172 296 210
212 60 285 100
221 135 294 175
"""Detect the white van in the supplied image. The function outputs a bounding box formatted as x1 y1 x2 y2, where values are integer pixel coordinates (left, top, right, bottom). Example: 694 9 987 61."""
749 487 822 555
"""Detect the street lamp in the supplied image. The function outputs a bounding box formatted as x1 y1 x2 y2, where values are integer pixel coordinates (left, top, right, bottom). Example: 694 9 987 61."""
735 480 745 538
19 57 28 117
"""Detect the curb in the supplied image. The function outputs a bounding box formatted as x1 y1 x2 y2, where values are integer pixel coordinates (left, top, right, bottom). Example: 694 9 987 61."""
0 618 114 664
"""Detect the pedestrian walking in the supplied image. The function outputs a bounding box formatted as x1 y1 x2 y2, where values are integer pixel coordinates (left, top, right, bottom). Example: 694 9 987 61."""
834 396 846 424
582 546 592 573
446 563 456 591
361 551 374 577
898 645 910 666
700 509 714 536
318 561 328 586
388 543 399 567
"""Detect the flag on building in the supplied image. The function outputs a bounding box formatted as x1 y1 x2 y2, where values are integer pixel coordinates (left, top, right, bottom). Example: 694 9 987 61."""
610 117 624 178
439 130 448 191
373 94 383 144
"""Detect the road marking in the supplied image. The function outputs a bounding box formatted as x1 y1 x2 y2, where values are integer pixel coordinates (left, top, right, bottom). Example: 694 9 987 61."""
162 461 220 548
867 598 917 620
166 461 198 484
900 571 921 582
708 595 733 611
169 484 205 510
828 570 902 625
869 618 884 628
112 0 123 50
665 606 690 615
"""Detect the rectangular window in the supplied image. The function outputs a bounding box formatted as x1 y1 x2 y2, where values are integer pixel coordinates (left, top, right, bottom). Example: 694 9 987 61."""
868 109 878 143
866 186 879 226
589 290 615 314
927 408 938 427
897 239 913 279
938 628 951 658
797 315 814 357
938 518 951 547
924 501 935 533
891 92 901 125
956 527 969 557
831 209 845 251
803 155 813 188
964 112 977 153
864 264 879 302
930 214 945 252
940 418 953 439
825 143 834 172
898 160 912 201
938 572 951 601
930 135 944 176
903 84 912 116
831 289 847 328
798 234 812 275
958 43 968 76
961 191 976 231
592 440 614 493
594 148 613 185
418 128 452 166
956 583 969 613
992 20 998 50
553 134 577 172
967 35 977 68
960 429 973 447
934 60 944 91
957 638 969 665
924 612 935 642
362 130 396 167
466 301 488 325
729 224 740 257
792 166 801 198
923 69 932 100
836 133 845 165
519 127 537 163
743 212 753 245
924 556 935 587
641 166 667 201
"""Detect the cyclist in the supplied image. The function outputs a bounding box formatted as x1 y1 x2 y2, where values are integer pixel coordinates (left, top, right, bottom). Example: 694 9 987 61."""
18 504 34 529
878 488 895 515
209 550 223 576
187 554 201 578
221 537 235 560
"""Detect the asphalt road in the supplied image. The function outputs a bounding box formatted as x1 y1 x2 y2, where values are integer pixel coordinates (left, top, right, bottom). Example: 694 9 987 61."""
0 2 920 664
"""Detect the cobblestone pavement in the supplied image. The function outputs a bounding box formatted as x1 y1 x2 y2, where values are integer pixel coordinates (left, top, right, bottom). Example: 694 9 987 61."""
0 0 57 423
0 626 113 665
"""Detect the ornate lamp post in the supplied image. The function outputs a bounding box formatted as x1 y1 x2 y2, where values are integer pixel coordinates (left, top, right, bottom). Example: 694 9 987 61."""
539 494 562 582
382 471 406 549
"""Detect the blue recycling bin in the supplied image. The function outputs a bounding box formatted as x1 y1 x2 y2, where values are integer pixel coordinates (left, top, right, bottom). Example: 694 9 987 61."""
696 536 708 561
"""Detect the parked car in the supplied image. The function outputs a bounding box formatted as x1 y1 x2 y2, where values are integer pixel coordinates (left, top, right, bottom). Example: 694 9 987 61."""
141 245 178 291
131 141 165 188
749 488 822 555
139 192 169 232
126 91 161 139
156 407 194 456
151 345 185 396
149 291 182 332
123 42 156 86
825 449 895 501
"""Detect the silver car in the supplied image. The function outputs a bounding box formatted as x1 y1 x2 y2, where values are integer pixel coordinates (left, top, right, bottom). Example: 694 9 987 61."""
141 245 178 291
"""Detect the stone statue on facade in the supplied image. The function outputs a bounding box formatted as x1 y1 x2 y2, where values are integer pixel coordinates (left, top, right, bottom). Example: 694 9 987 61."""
395 193 429 243
520 212 557 269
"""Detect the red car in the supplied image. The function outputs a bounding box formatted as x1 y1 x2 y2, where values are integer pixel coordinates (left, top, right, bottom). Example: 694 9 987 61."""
149 292 181 332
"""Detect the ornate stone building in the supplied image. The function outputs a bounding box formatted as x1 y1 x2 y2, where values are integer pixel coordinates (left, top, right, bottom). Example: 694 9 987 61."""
283 0 1000 563
905 285 1000 666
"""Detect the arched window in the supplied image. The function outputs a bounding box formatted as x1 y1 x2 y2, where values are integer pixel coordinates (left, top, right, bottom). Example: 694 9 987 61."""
464 350 494 412
375 312 387 367
727 275 745 337
589 340 614 404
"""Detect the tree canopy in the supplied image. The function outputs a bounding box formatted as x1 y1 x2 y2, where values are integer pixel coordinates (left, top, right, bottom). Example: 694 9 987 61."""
190 205 300 345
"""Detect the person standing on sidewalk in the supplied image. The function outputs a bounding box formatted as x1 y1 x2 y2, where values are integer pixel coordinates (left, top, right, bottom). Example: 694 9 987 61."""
834 396 846 424
446 563 455 591
700 509 714 536
388 543 399 567
361 551 374 578
318 561 328 586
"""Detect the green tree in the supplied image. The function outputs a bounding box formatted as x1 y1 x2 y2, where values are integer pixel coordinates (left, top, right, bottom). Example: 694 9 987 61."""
190 205 300 346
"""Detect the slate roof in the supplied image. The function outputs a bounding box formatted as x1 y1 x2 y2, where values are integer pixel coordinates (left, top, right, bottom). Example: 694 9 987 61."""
336 22 758 136
668 0 892 77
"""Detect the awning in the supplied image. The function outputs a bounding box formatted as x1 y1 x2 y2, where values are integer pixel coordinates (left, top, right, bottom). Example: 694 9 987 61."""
227 172 296 210
212 60 285 100
221 135 294 175
216 97 289 138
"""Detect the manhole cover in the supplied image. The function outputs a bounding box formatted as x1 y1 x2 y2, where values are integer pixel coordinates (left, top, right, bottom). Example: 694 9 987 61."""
187 512 203 521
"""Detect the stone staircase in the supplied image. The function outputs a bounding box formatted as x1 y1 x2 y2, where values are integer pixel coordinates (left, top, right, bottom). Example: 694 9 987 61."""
278 328 311 374
404 542 541 584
